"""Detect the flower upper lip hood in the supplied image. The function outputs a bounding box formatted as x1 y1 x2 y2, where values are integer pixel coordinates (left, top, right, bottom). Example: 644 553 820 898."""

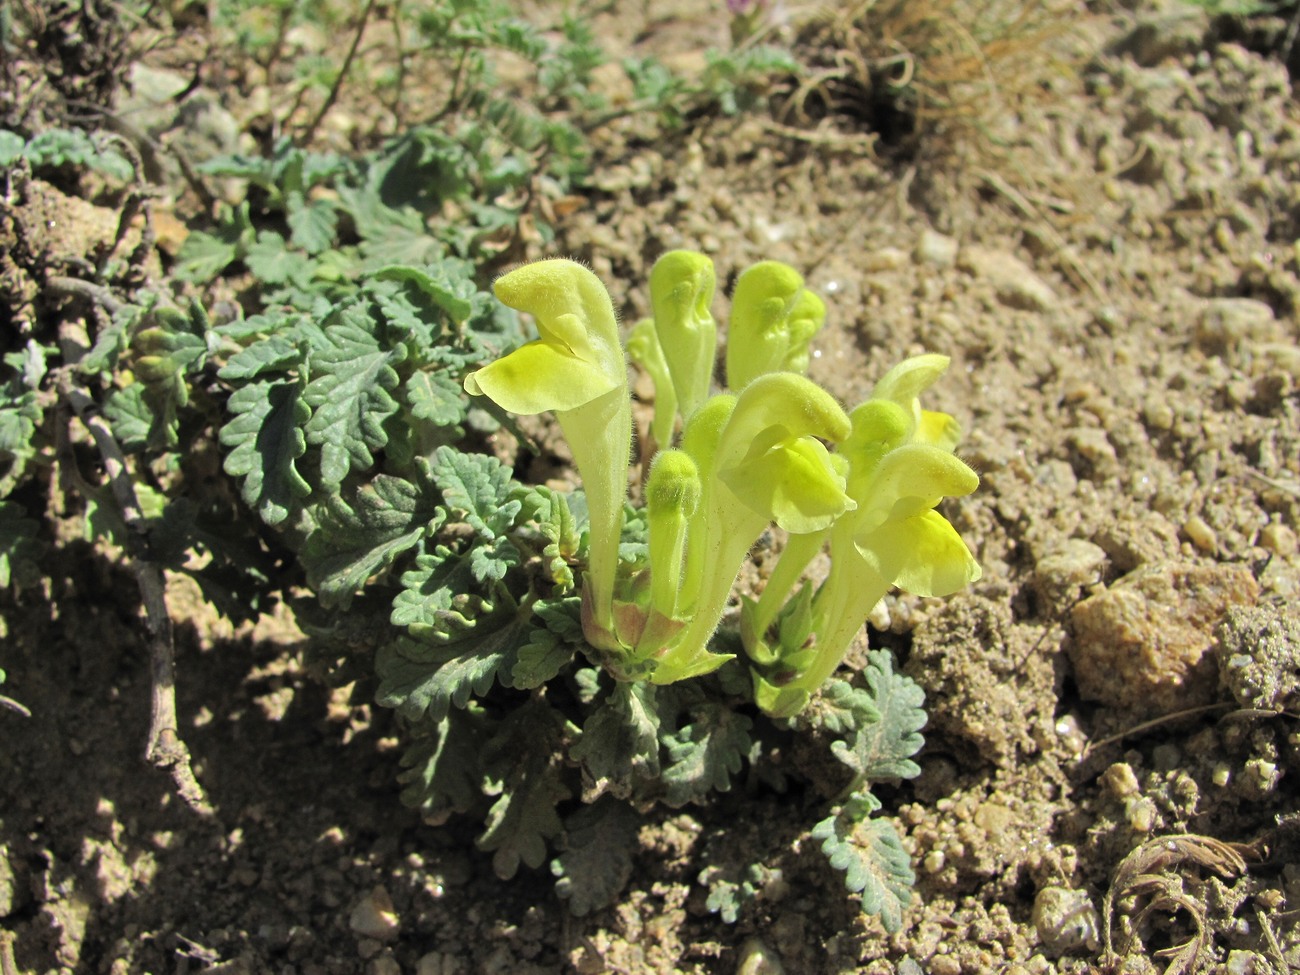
725 261 827 391
463 258 632 651
465 260 625 415
649 250 717 420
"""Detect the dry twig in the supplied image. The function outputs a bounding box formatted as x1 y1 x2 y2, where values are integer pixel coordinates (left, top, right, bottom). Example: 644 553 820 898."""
47 276 213 816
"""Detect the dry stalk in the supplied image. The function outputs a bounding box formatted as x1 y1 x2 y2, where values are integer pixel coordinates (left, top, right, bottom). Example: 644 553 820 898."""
48 276 213 816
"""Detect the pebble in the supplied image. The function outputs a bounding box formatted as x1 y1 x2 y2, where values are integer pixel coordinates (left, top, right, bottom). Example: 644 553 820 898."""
1182 515 1217 553
1259 522 1297 557
1194 298 1280 354
915 229 959 267
1033 886 1100 956
1215 605 1300 711
863 247 908 271
1033 538 1107 615
958 246 1057 312
350 886 400 941
735 938 784 975
417 953 460 975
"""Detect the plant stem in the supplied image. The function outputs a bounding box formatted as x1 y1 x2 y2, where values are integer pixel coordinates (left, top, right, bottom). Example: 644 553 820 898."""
301 0 377 143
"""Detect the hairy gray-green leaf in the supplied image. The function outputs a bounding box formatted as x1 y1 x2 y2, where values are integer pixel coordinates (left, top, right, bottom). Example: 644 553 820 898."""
391 547 487 636
303 312 405 488
551 798 639 916
478 701 570 879
510 627 574 690
404 371 467 428
829 649 926 782
397 707 488 823
571 681 661 794
174 202 253 281
811 791 915 933
429 445 521 537
0 500 41 589
808 679 883 735
661 702 751 807
220 380 312 525
244 231 313 286
376 613 532 722
515 486 581 590
218 334 305 381
301 474 442 607
373 263 476 321
287 197 338 254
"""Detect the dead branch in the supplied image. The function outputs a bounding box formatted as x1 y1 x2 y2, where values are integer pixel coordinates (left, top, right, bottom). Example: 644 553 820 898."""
48 277 213 816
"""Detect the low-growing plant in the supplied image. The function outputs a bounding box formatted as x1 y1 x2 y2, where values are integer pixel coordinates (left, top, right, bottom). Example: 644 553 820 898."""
413 252 981 921
2 1 981 924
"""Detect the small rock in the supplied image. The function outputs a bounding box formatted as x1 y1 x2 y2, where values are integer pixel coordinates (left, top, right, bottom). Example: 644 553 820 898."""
863 246 908 271
735 938 784 975
959 246 1057 311
1033 886 1100 956
1066 428 1118 479
1069 562 1260 719
369 956 401 975
1182 515 1217 553
915 229 959 267
1259 522 1297 558
350 886 400 941
1033 539 1108 615
417 953 460 975
1195 298 1280 355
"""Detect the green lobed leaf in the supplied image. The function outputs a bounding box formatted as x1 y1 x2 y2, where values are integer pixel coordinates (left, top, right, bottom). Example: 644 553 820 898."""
397 707 488 824
21 128 134 181
509 598 583 689
373 263 476 321
301 474 443 608
375 612 533 722
219 380 313 526
468 534 520 583
404 371 468 427
217 334 305 381
571 681 661 795
302 310 405 489
807 679 883 736
699 863 781 924
514 486 582 590
811 791 915 933
478 701 571 879
428 445 521 537
244 231 313 286
287 197 338 254
660 702 752 807
829 649 926 782
551 798 640 916
174 202 254 282
390 547 486 636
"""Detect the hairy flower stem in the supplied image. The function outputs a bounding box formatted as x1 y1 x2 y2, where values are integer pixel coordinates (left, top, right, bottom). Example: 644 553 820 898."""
747 529 823 651
560 386 631 648
786 532 891 700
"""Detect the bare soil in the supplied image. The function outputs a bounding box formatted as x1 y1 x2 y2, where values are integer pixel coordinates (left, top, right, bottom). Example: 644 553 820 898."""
3 2 1299 974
